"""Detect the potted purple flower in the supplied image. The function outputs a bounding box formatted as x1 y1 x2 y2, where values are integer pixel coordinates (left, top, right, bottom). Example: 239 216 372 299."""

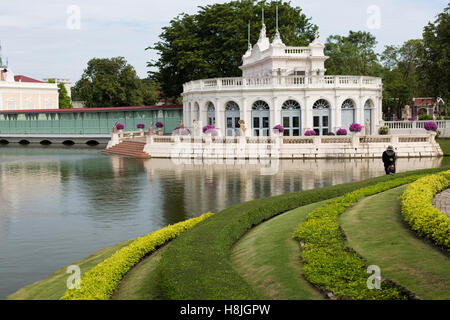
273 125 285 135
137 123 145 129
202 124 215 134
408 117 416 121
336 128 347 136
155 122 164 135
116 123 124 131
304 130 317 136
424 121 438 132
349 123 362 135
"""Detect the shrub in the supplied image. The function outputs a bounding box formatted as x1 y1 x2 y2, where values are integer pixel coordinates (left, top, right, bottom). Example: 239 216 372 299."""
378 126 390 135
304 130 316 136
349 123 362 132
419 114 433 121
336 128 347 136
157 168 447 300
400 172 450 249
424 121 438 132
136 123 145 129
155 122 164 128
293 175 426 299
60 213 213 300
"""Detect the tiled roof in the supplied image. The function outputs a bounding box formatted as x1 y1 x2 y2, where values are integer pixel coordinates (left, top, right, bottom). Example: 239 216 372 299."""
13 75 44 83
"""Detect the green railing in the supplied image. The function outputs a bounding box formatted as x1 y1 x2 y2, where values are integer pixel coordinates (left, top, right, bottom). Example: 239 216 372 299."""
0 107 183 135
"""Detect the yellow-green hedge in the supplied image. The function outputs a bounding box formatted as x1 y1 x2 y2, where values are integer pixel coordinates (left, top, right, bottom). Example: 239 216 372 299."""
400 171 450 250
61 213 213 300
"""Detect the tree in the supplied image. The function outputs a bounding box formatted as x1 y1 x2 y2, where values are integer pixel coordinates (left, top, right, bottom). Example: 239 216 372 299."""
324 31 383 76
380 40 423 119
47 79 73 109
73 57 147 108
416 5 449 107
147 0 318 99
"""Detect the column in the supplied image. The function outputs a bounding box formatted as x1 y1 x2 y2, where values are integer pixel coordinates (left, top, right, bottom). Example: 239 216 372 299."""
304 96 312 131
0 92 3 109
215 98 224 134
200 100 207 128
242 97 251 137
330 97 337 133
272 96 280 128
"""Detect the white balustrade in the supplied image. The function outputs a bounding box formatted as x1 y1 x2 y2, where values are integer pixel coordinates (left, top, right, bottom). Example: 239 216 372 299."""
183 75 381 92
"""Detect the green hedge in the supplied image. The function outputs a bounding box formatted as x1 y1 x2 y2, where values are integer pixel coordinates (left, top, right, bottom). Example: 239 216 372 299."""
293 175 425 300
400 171 450 250
157 168 448 300
61 213 213 300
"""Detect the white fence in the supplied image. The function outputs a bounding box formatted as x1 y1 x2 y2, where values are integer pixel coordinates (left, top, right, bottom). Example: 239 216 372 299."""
382 120 450 137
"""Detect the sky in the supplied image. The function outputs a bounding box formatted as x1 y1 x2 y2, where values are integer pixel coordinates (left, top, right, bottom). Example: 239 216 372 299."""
0 0 447 84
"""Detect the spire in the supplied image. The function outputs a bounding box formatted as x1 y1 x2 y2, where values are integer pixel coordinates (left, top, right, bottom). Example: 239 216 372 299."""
272 4 284 46
248 20 251 51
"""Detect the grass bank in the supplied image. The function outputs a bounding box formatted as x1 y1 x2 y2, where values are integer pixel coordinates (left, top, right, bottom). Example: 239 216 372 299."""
340 186 450 299
231 201 327 300
157 168 448 300
6 239 133 300
437 138 450 156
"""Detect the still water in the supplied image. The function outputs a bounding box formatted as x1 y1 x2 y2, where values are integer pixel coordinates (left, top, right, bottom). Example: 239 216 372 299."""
0 146 445 298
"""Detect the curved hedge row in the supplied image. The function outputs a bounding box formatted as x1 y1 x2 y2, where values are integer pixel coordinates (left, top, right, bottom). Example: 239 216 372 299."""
157 168 448 300
61 213 213 300
400 171 450 250
293 175 424 300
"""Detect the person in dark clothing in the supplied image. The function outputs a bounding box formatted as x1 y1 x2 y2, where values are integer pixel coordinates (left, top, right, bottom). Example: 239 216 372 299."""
382 146 397 175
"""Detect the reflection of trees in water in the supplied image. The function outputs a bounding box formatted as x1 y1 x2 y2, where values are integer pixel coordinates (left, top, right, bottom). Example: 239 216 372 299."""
69 156 147 222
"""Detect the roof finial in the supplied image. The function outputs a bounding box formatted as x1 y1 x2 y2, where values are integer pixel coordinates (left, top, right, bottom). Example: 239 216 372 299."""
272 3 284 45
276 4 279 32
262 4 265 26
248 20 251 50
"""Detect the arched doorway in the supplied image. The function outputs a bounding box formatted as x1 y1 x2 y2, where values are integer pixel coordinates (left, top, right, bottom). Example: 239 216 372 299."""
252 100 270 136
364 100 373 135
341 99 355 131
313 99 331 135
281 100 301 136
225 101 240 136
207 102 215 126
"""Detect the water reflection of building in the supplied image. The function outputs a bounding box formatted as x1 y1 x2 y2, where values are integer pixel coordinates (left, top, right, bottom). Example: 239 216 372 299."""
143 157 443 217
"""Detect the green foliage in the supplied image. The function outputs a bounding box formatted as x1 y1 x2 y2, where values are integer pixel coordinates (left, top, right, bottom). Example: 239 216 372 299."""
400 172 450 249
148 0 317 98
156 167 448 300
416 5 450 105
324 31 383 76
293 175 426 300
419 114 434 120
58 83 73 109
72 57 159 108
60 213 213 300
378 126 389 135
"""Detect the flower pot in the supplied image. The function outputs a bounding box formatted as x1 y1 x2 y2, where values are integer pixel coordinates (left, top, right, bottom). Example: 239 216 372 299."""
157 129 163 136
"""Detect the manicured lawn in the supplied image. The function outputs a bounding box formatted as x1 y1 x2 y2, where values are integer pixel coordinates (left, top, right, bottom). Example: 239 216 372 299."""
437 138 450 156
111 245 168 300
6 239 133 300
156 168 449 300
340 186 450 300
231 201 326 300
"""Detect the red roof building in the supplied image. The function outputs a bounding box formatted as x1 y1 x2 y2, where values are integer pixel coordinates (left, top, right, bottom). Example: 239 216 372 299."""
13 75 44 83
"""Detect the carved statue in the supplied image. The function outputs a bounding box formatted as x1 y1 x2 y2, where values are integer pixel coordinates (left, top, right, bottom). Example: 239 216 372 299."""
178 120 184 129
402 105 411 120
365 119 370 136
238 120 247 136
148 121 155 136
112 121 118 134
193 119 199 136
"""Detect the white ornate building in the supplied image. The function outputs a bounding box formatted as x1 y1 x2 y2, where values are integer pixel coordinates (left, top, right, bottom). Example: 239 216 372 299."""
182 16 383 137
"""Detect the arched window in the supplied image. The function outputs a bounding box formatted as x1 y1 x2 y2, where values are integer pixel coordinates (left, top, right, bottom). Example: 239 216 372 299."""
282 100 301 136
252 100 270 111
252 100 270 136
364 100 374 109
207 102 215 126
313 99 330 109
312 99 331 135
282 100 301 110
341 99 355 131
225 101 240 136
